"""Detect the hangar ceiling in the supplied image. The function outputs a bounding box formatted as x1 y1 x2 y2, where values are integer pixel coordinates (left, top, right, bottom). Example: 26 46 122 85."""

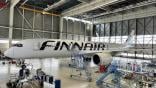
19 0 83 13
1 0 150 18
73 0 149 19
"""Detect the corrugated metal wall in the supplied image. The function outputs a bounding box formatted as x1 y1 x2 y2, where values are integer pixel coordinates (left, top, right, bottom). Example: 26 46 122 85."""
60 18 92 41
0 7 93 52
93 16 156 59
0 7 60 52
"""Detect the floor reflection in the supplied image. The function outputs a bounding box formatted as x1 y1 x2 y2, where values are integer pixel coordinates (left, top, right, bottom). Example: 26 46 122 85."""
0 58 99 88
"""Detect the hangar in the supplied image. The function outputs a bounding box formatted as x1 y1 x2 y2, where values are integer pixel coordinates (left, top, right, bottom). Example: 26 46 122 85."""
0 0 155 88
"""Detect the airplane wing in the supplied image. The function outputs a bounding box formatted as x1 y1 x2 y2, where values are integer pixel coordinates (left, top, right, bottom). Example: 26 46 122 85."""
127 48 155 51
70 48 154 56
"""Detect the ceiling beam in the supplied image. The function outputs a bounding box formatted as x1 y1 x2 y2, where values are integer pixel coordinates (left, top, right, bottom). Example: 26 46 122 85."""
19 6 60 16
21 0 28 5
78 0 92 3
62 0 125 17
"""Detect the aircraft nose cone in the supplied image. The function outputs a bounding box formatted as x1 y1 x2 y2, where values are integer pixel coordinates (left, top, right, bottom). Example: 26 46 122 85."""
4 49 13 58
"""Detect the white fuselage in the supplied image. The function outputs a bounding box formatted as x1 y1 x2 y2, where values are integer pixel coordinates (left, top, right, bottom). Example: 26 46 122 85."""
4 39 123 59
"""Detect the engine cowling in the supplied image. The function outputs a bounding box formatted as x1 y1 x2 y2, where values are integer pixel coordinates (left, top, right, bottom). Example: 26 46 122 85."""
93 52 112 66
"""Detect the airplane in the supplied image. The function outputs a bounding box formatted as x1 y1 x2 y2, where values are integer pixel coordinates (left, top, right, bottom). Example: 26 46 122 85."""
4 30 135 66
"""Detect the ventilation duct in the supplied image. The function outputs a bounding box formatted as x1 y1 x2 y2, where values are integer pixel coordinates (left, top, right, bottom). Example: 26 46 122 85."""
44 0 70 11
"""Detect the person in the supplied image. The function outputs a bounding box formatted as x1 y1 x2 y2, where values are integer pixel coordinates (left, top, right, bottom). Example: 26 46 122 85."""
19 65 26 79
36 68 46 88
19 65 30 79
36 68 45 77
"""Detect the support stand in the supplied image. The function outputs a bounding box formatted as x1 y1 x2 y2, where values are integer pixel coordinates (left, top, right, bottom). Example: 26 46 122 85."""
69 54 92 82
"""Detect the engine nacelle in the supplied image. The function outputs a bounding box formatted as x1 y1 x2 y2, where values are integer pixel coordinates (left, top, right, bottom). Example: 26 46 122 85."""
93 52 112 66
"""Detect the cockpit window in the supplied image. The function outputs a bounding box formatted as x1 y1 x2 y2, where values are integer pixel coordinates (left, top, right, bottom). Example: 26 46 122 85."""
12 44 23 47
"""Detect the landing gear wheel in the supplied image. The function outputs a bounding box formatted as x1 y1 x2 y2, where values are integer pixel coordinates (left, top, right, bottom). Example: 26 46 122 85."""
87 78 92 82
70 75 72 77
88 79 92 82
80 73 82 76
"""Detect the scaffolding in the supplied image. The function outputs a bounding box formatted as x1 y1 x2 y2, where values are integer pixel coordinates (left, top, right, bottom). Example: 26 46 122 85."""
69 52 92 82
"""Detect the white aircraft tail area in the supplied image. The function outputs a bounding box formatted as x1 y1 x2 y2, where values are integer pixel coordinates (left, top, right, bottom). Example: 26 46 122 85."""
123 30 135 49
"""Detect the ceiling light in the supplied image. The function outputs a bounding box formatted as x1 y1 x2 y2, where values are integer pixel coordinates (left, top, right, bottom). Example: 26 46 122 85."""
0 40 19 44
63 16 93 24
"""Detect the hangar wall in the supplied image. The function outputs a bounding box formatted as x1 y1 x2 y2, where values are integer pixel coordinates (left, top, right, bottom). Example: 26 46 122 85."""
13 8 60 39
0 7 10 52
0 7 60 52
92 5 156 59
0 7 60 40
60 18 92 41
0 7 92 52
94 5 156 24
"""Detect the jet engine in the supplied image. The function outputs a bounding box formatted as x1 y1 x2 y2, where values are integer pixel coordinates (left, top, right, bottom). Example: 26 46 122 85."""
93 52 112 66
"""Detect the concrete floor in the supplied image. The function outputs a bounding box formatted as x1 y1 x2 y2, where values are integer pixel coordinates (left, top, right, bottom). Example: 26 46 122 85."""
0 58 133 88
0 58 99 88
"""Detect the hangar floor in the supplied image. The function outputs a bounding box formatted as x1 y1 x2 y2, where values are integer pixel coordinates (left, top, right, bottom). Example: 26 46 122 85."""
0 58 134 88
